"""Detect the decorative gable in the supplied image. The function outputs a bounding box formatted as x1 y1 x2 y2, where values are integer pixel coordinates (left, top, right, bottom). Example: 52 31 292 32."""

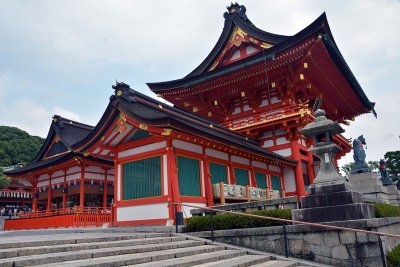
208 26 273 71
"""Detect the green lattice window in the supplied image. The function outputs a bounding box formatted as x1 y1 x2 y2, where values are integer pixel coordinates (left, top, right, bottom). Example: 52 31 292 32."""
177 156 201 196
271 175 282 196
255 172 267 189
123 156 161 200
209 162 227 185
234 168 249 186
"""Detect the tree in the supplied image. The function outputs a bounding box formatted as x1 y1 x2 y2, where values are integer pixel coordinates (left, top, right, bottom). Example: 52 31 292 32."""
341 162 354 177
384 151 400 182
0 126 44 167
0 170 11 189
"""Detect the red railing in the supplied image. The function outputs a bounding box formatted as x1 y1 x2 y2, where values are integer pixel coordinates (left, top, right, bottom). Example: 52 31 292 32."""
4 207 113 230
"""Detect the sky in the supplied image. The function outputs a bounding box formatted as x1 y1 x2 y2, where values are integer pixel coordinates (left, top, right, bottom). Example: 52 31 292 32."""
0 0 399 168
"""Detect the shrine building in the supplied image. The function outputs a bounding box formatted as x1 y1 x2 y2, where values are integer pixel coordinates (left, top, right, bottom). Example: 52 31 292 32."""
3 4 375 229
147 3 376 198
4 116 114 213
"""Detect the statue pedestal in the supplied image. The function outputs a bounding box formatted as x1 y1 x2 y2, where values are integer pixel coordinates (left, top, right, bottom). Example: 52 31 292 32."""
348 172 389 204
385 185 400 205
292 182 375 223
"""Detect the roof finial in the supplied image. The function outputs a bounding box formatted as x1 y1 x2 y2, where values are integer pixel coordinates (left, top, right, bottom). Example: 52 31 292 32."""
224 3 248 21
112 80 132 102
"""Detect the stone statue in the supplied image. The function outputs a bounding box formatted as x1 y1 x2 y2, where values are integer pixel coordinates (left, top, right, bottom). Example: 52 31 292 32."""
351 135 371 174
379 159 394 185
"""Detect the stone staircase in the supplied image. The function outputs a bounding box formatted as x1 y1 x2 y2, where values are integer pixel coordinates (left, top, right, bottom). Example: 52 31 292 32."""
0 231 315 267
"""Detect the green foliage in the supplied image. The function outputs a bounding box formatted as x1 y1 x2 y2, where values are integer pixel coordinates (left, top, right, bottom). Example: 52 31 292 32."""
385 151 400 182
0 170 11 189
387 244 400 267
184 209 292 232
341 162 354 177
373 203 400 218
0 126 44 167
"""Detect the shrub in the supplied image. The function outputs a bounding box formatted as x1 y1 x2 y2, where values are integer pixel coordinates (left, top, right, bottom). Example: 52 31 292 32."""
184 209 292 232
387 244 400 267
373 203 400 218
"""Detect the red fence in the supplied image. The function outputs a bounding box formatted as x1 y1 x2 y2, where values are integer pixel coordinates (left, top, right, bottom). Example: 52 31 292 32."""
4 207 113 230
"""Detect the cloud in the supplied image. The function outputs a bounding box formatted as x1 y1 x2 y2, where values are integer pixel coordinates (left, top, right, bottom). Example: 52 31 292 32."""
0 98 81 137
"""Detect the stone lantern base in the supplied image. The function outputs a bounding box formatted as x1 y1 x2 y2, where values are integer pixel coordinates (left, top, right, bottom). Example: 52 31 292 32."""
292 182 375 223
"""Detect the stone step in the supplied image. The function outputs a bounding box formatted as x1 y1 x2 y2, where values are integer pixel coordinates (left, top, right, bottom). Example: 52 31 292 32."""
0 232 169 249
38 245 223 267
0 236 187 259
128 249 248 267
192 254 271 267
250 260 299 267
0 239 205 267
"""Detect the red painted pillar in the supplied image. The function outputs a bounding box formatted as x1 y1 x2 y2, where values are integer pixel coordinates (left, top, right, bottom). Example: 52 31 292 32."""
103 169 108 210
47 173 52 211
62 170 67 210
290 140 306 198
166 140 182 222
228 156 235 184
203 150 214 207
79 166 85 208
32 179 38 212
249 166 256 187
307 152 316 184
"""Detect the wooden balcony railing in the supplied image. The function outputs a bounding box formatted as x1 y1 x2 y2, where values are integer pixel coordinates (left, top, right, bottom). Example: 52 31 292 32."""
4 207 113 231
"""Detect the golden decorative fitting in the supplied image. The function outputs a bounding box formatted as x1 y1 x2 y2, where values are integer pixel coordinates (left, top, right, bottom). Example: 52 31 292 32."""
116 90 122 96
192 107 198 112
208 112 212 117
158 104 163 109
83 151 90 157
161 128 172 136
300 74 304 80
213 100 218 106
117 113 127 133
271 82 276 88
241 91 245 97
139 123 148 130
184 102 190 107
209 124 214 128
100 136 105 141
303 62 308 69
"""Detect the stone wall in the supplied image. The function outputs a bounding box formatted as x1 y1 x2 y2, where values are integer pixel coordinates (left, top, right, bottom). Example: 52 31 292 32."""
189 217 400 266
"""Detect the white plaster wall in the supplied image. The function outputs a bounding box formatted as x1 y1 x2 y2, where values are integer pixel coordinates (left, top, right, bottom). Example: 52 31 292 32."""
85 166 104 173
268 165 281 172
117 164 122 201
163 154 168 196
231 156 250 166
274 148 292 157
205 148 229 161
66 173 81 181
117 203 169 221
182 202 206 218
67 166 81 174
52 170 64 177
275 129 286 135
252 161 267 169
37 181 48 187
84 173 104 180
283 168 296 192
38 174 49 181
118 141 166 158
263 140 274 148
172 140 202 154
51 177 64 184
276 137 289 145
200 160 205 197
19 179 32 186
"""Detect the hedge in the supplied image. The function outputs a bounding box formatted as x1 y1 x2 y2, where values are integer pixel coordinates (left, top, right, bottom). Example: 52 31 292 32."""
387 244 400 267
184 209 292 232
373 203 400 218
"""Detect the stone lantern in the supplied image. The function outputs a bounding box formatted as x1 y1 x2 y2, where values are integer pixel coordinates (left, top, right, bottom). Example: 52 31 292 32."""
291 109 375 223
300 109 346 187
